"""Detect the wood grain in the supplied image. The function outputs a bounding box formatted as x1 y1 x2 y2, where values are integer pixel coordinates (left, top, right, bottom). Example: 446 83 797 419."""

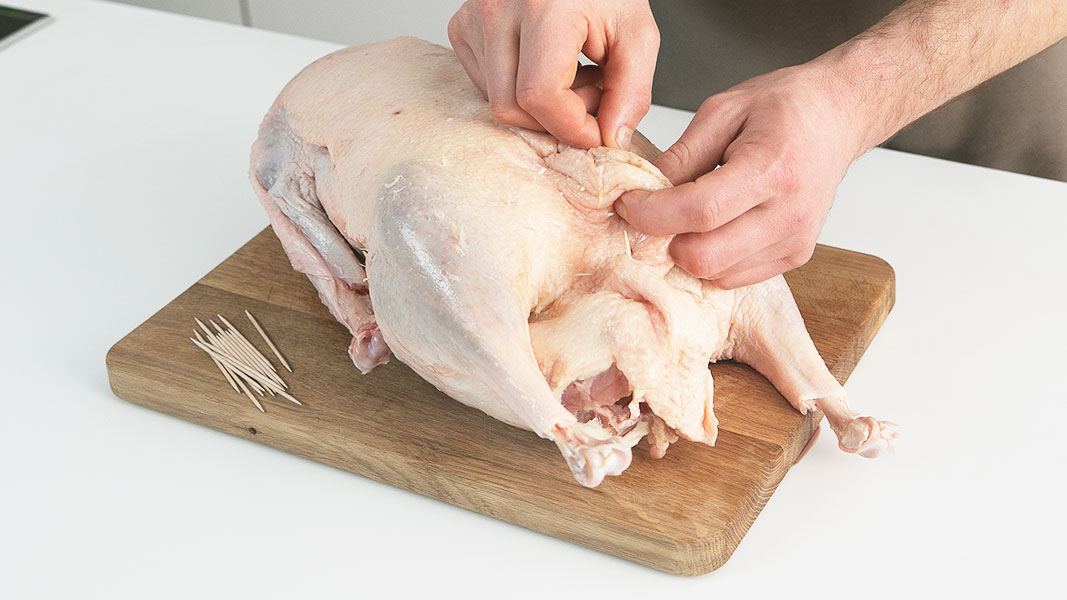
106 227 894 576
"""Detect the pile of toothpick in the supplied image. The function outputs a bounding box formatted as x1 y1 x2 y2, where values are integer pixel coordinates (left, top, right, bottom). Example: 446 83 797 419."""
190 311 299 412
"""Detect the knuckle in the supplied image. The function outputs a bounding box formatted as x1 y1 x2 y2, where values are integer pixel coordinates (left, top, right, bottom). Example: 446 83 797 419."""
448 8 472 43
646 25 662 50
771 152 802 196
631 85 653 113
474 0 501 17
783 249 813 270
786 232 815 257
661 139 692 171
631 19 661 52
689 197 721 232
675 241 721 279
779 202 807 235
689 253 722 279
446 15 460 42
488 100 523 124
514 84 551 113
697 95 728 118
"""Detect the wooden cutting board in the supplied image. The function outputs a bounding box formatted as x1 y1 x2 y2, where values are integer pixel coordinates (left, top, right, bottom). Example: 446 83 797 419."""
106 227 894 576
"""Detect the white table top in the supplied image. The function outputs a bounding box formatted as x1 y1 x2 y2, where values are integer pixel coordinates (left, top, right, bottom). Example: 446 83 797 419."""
3 1 1065 597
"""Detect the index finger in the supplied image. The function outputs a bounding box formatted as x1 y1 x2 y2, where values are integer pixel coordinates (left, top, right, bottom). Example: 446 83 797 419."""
515 16 601 148
597 21 659 149
614 157 770 236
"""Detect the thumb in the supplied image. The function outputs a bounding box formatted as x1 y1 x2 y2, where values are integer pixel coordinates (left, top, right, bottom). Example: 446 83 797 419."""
597 25 659 150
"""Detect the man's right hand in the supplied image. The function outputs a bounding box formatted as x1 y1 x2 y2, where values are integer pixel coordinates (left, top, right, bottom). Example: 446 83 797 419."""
616 64 867 289
448 0 659 150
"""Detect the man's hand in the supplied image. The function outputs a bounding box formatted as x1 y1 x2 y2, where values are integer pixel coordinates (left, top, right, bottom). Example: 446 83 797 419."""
618 0 1067 289
616 65 866 289
448 0 659 149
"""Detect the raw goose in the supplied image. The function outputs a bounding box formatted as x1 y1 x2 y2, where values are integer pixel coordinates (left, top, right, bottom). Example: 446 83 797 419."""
249 37 896 487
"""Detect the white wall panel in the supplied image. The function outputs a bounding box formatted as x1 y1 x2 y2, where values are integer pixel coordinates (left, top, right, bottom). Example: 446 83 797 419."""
246 0 465 47
105 0 245 25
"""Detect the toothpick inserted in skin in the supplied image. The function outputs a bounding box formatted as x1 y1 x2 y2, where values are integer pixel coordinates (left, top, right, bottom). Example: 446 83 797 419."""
245 310 292 372
623 230 632 259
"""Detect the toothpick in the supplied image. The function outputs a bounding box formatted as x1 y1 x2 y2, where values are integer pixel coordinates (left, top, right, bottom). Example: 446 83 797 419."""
191 337 264 412
193 330 239 394
200 336 293 403
195 318 219 343
245 310 291 372
191 338 272 398
197 330 264 380
192 312 299 410
194 328 252 396
597 164 606 208
238 370 266 395
623 230 632 259
210 327 256 374
232 370 265 412
216 314 279 376
275 389 302 406
216 327 285 388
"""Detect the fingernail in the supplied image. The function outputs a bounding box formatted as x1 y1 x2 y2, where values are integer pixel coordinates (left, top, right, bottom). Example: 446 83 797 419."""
613 198 628 220
615 126 632 151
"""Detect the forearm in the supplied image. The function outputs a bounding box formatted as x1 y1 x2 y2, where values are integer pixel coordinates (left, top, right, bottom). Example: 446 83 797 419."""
814 0 1067 153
